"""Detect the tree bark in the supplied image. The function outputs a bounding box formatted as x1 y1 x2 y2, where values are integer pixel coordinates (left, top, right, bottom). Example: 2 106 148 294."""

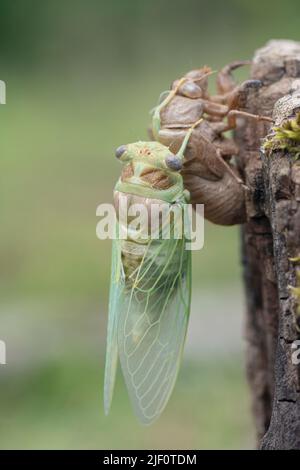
236 40 300 449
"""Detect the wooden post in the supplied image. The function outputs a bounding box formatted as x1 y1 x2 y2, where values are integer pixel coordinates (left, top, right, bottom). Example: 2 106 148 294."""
236 40 300 448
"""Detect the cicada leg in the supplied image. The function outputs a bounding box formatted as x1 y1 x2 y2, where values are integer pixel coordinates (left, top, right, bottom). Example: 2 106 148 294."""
214 147 245 187
216 60 251 95
221 109 273 133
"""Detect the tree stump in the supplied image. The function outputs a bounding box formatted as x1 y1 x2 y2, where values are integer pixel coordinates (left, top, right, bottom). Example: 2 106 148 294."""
237 40 300 449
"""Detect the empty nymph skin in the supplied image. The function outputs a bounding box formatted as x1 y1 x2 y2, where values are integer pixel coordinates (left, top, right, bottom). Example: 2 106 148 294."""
151 64 272 225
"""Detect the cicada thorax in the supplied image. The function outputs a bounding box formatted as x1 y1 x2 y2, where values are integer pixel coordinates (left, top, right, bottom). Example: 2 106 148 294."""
113 190 186 290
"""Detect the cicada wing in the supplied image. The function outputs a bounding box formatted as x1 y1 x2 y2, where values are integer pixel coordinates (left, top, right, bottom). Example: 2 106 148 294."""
118 235 191 424
104 229 124 415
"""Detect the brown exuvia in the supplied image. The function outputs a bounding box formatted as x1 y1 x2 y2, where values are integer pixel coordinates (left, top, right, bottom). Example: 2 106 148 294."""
151 62 273 225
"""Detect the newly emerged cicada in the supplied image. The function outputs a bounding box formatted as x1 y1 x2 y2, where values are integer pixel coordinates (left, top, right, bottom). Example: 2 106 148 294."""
104 121 201 424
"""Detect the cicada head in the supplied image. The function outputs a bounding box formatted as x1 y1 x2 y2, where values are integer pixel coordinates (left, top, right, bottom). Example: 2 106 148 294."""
171 66 213 99
115 141 184 194
115 141 181 169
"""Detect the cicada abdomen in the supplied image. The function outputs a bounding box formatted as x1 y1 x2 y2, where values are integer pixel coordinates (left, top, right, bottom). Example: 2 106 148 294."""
104 139 194 424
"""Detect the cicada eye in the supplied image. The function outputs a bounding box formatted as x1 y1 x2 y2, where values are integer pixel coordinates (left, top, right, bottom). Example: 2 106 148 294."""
115 145 127 159
180 81 202 98
165 154 182 171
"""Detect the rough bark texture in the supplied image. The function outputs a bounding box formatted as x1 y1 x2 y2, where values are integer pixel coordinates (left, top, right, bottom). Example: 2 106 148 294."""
236 40 300 449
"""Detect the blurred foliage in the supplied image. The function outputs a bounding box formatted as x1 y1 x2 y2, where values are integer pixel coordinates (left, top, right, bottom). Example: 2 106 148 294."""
0 356 253 449
1 0 299 450
1 0 300 75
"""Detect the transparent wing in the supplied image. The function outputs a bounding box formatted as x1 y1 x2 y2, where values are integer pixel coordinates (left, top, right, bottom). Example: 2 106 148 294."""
118 235 191 424
104 229 123 415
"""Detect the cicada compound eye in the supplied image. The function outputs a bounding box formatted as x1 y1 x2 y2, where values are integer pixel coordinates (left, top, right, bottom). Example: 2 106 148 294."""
115 145 127 159
180 81 202 98
165 154 182 171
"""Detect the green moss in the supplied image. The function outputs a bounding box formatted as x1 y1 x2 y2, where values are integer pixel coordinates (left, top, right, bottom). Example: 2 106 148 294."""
263 112 300 159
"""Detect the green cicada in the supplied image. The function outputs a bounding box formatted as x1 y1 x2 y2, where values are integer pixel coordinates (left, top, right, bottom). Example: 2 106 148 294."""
104 120 202 424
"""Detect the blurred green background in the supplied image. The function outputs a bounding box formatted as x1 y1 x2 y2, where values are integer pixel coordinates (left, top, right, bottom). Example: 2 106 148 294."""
0 0 299 450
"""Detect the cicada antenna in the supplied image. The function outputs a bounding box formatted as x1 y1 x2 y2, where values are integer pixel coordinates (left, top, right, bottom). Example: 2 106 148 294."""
190 69 217 84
